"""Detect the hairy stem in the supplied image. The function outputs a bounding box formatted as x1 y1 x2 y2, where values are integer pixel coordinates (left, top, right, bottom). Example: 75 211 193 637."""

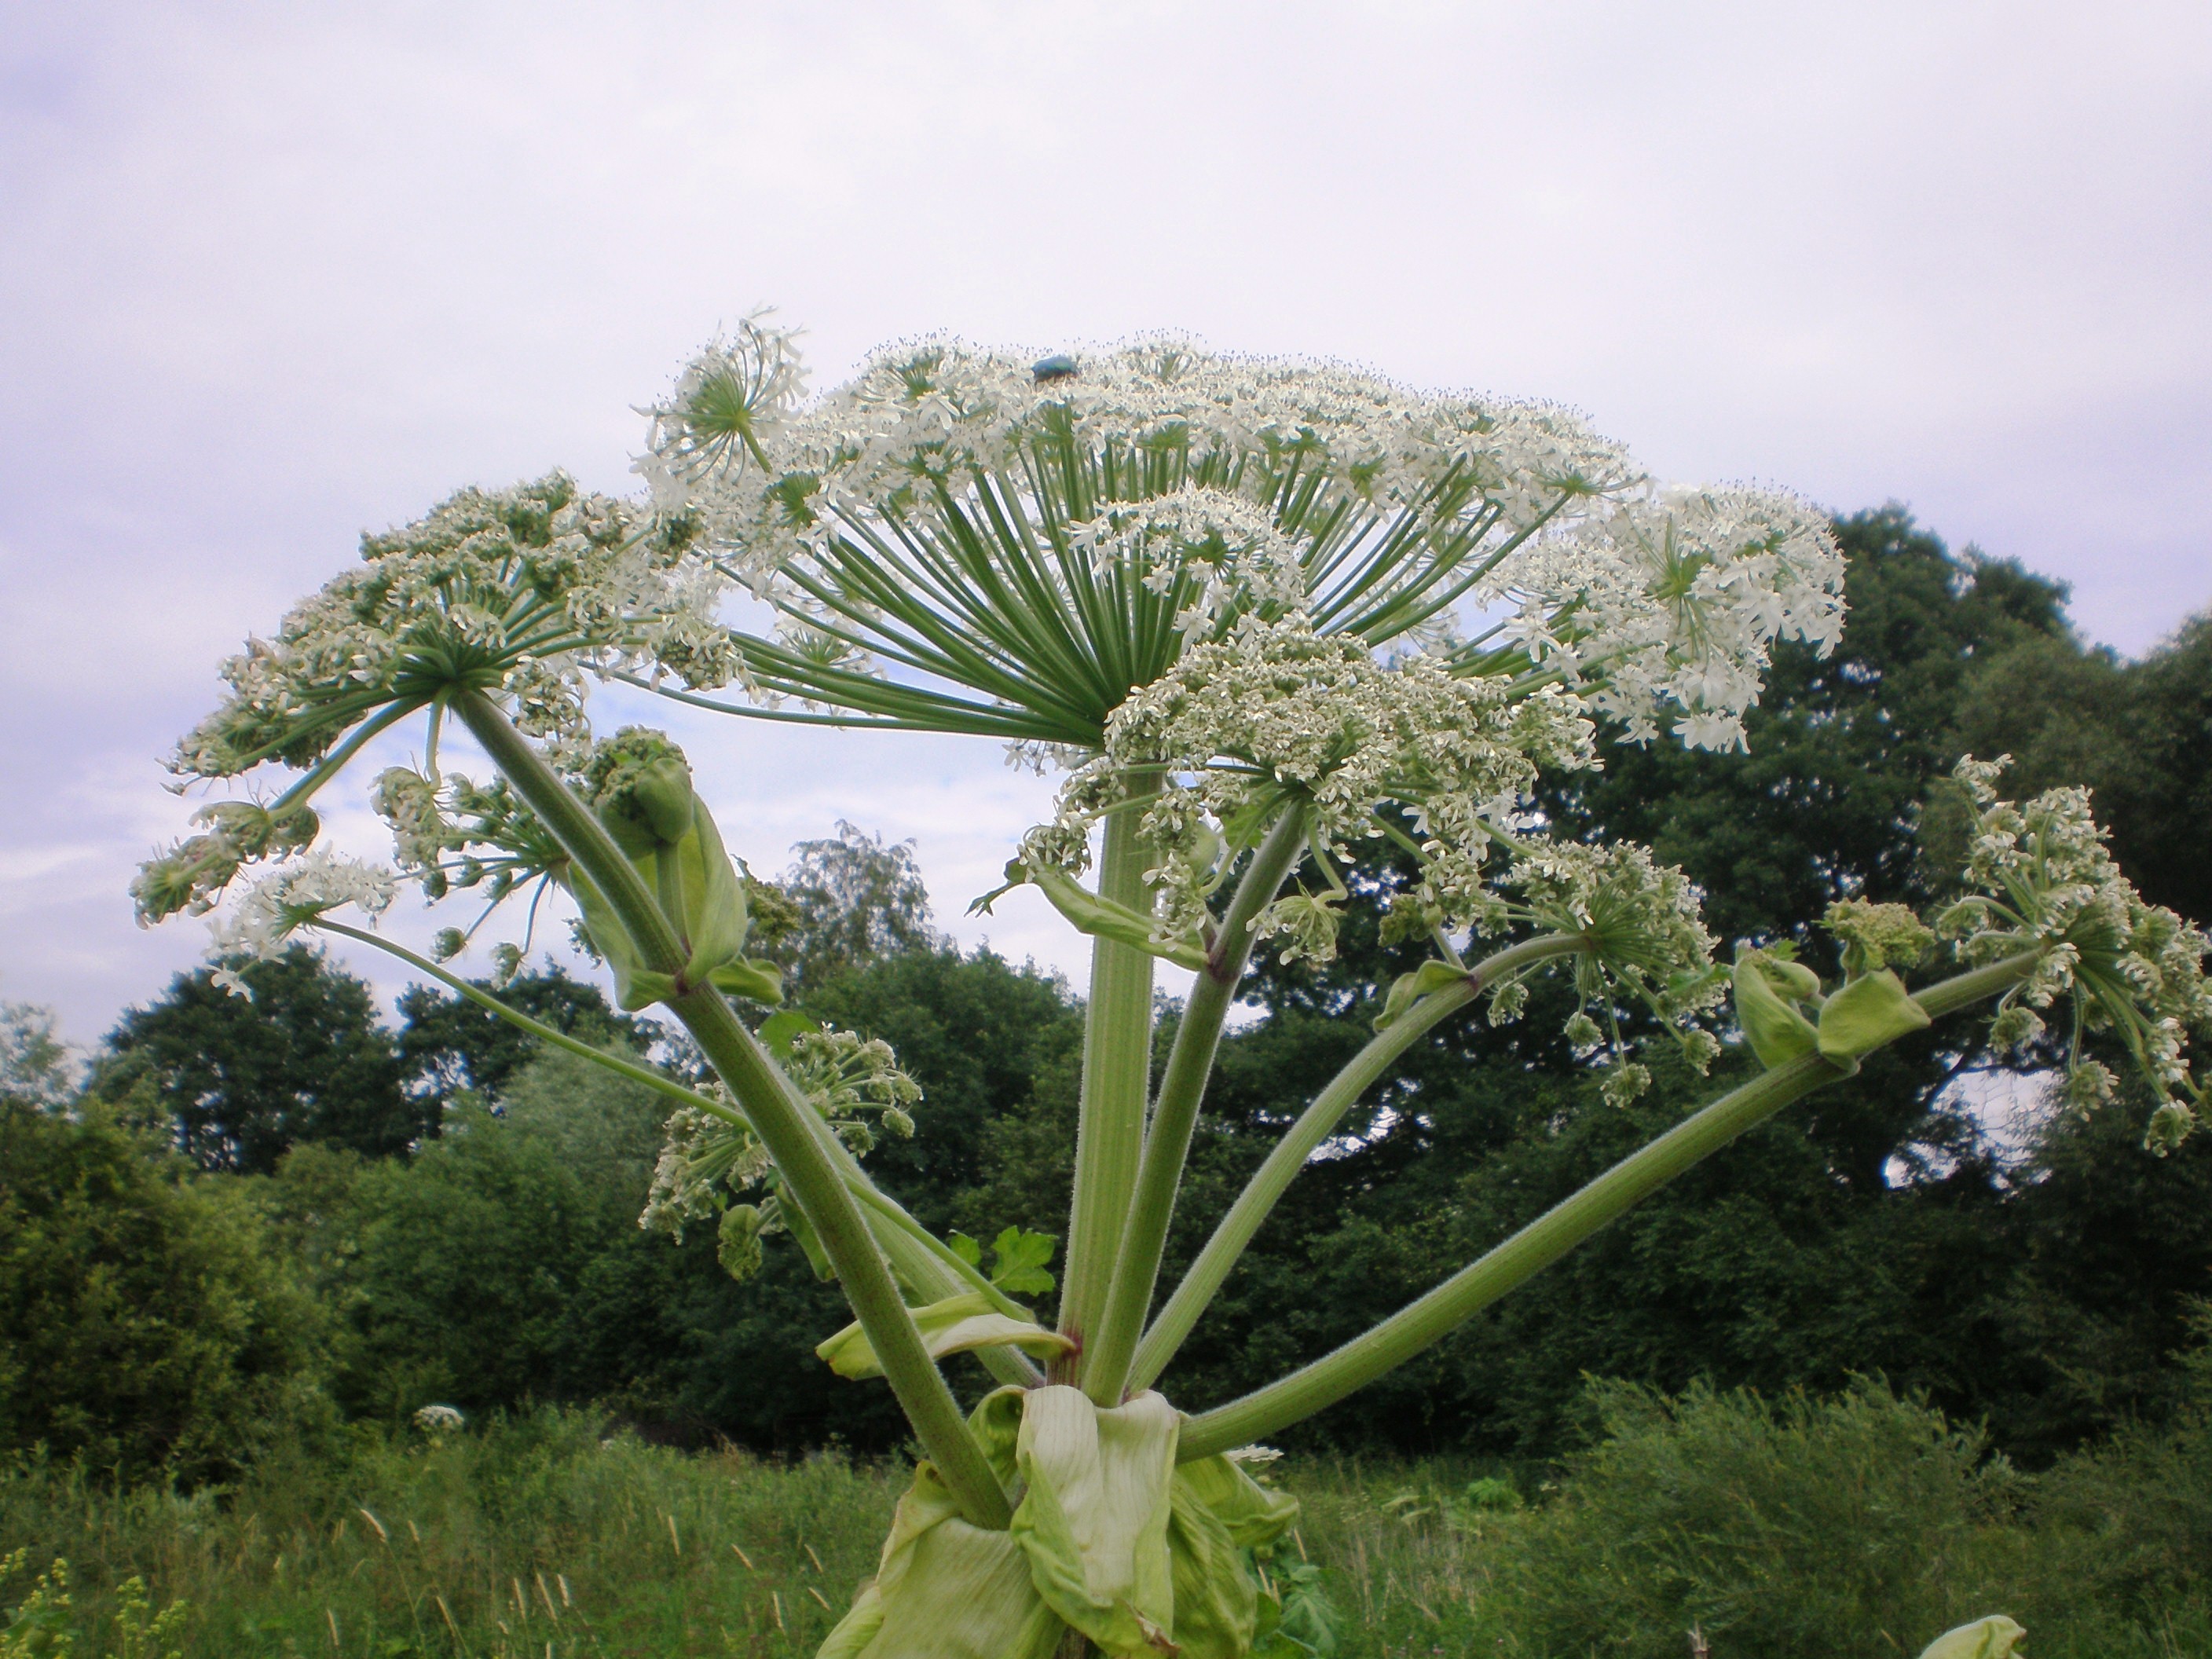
1058 799 1157 1378
1131 932 1583 1392
313 918 1042 1384
1083 808 1309 1404
1174 950 2044 1459
449 689 1013 1526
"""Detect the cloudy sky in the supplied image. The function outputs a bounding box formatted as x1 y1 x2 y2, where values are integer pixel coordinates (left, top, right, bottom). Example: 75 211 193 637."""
4 2 2208 1049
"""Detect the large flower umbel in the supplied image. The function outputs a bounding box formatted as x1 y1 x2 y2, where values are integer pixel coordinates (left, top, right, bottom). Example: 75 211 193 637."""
635 331 1845 751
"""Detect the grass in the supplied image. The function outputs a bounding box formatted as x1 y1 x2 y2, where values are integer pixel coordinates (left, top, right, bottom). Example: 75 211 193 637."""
4 1390 2208 1659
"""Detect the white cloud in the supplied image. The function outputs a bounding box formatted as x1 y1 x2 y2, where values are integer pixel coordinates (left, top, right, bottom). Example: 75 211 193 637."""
4 0 2208 1038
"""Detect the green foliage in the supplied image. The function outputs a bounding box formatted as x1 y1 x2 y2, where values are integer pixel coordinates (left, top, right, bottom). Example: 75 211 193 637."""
947 1228 1058 1298
1477 1378 2016 1657
4 1390 2208 1658
0 1410 899 1658
96 947 418 1174
0 1104 328 1486
394 964 648 1113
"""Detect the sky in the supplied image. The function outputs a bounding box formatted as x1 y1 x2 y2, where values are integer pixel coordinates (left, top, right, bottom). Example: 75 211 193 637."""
3 1 2209 1052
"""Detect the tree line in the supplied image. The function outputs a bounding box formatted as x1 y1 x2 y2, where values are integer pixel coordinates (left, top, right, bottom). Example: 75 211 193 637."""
4 505 2208 1488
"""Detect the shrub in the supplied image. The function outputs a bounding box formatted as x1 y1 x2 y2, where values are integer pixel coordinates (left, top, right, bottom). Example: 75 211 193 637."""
0 1102 328 1486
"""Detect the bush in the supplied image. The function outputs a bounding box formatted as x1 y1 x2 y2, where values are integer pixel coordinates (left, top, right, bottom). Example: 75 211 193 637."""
0 1102 328 1486
1474 1377 2016 1658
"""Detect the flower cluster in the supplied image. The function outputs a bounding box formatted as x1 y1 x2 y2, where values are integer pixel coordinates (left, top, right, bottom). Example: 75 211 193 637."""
641 331 1846 751
131 800 320 925
1024 613 1596 961
170 472 731 786
202 850 397 992
1937 756 2210 1149
1509 487 1848 751
639 1026 921 1279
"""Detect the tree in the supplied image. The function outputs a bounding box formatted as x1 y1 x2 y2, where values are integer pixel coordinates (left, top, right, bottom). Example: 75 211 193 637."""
98 947 418 1174
0 1101 328 1484
395 961 649 1112
750 822 937 1001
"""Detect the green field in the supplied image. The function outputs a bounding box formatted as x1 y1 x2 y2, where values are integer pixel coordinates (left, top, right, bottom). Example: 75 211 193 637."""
5 1380 2207 1659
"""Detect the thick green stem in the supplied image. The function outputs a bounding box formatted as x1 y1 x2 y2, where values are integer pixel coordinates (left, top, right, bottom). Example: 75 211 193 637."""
1083 808 1309 1404
1174 950 2044 1459
1131 932 1583 1393
449 689 1013 1528
313 917 1042 1385
1058 800 1157 1377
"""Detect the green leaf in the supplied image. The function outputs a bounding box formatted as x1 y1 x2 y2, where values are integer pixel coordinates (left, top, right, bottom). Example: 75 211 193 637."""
1027 864 1210 972
1815 968 1931 1064
815 1292 1074 1379
815 1460 1062 1659
756 1010 819 1057
947 1231 983 1269
1732 954 1819 1069
1165 1456 1303 1659
709 958 784 1004
1009 1386 1179 1654
989 1226 1058 1297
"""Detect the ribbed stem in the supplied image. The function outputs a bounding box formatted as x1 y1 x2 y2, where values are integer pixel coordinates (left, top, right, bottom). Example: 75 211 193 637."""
1083 808 1308 1404
1131 933 1582 1392
317 917 1040 1387
449 689 1013 1527
1058 802 1157 1377
1174 950 2045 1459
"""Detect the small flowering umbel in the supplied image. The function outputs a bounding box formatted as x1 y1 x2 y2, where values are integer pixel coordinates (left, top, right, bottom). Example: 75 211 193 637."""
131 800 318 925
202 851 399 993
641 1017 921 1281
1013 612 1598 963
1935 756 2211 1151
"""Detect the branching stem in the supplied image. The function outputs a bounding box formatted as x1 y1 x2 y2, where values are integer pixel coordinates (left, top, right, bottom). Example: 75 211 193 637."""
1083 807 1309 1404
1174 949 2044 1459
448 688 1014 1527
1130 932 1584 1392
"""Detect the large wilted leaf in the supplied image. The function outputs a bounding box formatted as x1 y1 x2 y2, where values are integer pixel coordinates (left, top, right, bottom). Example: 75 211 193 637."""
816 1461 1061 1659
1011 1386 1180 1654
816 1293 1075 1379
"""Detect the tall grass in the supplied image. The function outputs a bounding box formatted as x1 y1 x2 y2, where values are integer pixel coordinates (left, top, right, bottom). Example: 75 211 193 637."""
5 1382 2207 1658
0 1412 895 1657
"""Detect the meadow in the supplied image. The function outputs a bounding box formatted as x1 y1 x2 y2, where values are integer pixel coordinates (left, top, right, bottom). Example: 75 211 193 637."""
5 1378 2207 1659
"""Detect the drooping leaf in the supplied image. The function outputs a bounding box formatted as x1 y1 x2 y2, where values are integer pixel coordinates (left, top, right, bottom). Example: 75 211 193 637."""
1009 1386 1180 1655
1915 1614 2027 1659
1731 954 1819 1068
1815 968 1931 1063
815 1292 1073 1379
815 1460 1062 1659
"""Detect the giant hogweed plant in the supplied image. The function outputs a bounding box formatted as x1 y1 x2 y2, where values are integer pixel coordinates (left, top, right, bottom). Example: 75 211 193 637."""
139 319 2209 1659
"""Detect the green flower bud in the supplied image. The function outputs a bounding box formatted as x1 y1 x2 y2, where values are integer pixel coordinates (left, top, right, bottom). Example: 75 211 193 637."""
2144 1101 2196 1155
718 1203 766 1282
1733 953 1819 1068
1815 968 1931 1064
1824 899 1936 978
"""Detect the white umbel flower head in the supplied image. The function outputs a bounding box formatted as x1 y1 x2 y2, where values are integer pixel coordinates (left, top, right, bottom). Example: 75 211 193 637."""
638 327 1840 756
204 851 397 991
